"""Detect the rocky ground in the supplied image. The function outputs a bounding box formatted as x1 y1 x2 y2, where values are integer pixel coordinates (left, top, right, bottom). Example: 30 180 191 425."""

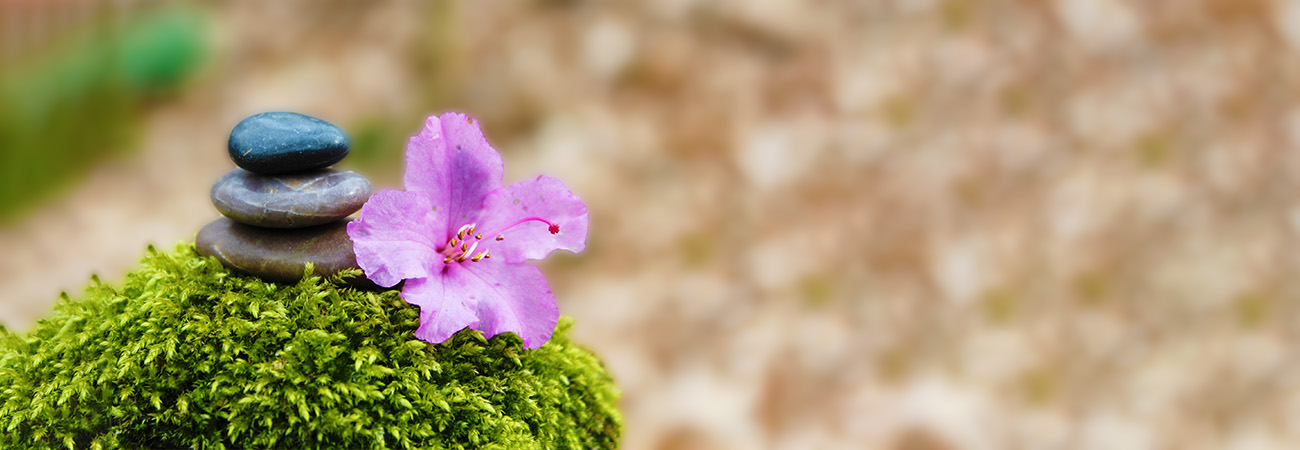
4 1 1300 449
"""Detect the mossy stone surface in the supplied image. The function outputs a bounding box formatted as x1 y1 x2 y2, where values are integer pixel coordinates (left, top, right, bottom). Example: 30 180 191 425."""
0 245 621 449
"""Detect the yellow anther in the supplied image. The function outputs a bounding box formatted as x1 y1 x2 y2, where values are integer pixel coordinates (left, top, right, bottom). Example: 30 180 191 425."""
495 235 504 241
475 233 483 240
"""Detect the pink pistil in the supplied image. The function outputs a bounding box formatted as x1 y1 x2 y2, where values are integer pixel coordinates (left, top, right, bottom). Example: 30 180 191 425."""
483 216 560 239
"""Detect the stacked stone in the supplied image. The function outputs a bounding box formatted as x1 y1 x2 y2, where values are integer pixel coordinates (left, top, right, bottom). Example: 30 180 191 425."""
196 112 372 285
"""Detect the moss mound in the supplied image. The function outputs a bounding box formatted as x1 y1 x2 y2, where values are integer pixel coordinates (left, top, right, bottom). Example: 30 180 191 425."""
0 245 621 449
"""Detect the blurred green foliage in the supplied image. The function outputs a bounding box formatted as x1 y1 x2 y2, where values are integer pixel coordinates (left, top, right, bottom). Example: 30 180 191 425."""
0 7 208 222
341 120 409 184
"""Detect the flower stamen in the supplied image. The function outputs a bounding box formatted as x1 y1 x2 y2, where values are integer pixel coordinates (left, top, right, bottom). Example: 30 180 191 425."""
441 218 560 265
441 224 494 265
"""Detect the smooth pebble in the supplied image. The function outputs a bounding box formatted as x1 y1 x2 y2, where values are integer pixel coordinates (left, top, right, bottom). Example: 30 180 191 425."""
228 112 350 174
196 217 375 287
211 169 370 228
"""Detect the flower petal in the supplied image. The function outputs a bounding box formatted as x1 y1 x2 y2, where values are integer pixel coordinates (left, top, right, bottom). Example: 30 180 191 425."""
473 175 589 264
441 261 560 348
403 113 504 241
346 190 446 288
402 276 479 344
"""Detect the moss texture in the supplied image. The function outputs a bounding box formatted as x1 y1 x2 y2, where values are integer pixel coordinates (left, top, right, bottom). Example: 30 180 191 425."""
0 245 621 449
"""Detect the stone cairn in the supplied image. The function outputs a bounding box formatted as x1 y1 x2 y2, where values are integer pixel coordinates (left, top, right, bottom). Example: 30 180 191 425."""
196 112 373 285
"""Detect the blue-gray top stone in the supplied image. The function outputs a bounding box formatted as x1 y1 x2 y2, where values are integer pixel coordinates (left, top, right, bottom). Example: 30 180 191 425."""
228 112 350 174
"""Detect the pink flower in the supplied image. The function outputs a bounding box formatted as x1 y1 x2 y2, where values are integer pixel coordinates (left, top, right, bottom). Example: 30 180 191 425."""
346 113 588 348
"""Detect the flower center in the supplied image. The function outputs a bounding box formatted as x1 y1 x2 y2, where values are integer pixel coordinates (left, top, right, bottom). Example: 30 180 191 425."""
440 217 560 264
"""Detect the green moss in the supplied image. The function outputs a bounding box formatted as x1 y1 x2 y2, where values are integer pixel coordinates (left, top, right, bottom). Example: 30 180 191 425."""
0 245 621 449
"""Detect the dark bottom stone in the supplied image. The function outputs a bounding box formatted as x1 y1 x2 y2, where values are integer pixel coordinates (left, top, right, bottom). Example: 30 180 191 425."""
196 218 379 288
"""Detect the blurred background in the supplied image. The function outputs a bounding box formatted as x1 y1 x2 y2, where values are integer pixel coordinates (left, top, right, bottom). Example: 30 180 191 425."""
2 0 1298 448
